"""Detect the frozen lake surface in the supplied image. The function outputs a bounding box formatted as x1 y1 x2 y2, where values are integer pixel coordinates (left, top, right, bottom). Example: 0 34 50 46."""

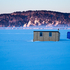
0 28 70 70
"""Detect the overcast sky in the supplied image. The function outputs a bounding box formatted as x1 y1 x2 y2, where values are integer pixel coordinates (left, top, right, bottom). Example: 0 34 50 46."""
0 0 70 14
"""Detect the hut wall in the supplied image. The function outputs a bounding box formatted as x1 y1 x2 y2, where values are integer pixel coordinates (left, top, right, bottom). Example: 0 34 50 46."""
38 32 44 41
43 32 49 41
33 32 38 41
58 32 60 41
49 32 55 41
33 31 60 41
55 32 59 41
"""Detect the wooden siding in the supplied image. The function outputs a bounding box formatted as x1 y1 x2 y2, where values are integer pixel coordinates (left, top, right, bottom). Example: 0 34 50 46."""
55 32 59 41
33 31 60 41
38 32 44 41
33 32 38 41
43 32 49 41
49 32 55 41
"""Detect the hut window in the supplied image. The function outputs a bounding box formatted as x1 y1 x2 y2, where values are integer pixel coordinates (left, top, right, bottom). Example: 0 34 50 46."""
40 32 43 37
49 32 52 37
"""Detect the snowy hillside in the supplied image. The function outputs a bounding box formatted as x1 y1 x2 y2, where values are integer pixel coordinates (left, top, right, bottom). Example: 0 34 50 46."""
0 28 70 70
0 10 70 27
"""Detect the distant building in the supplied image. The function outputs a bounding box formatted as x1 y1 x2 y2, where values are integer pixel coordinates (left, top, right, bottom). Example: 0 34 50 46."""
33 31 60 41
67 32 70 39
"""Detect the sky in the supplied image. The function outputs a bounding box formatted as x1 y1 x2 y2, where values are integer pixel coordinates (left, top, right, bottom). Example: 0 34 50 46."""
0 0 70 14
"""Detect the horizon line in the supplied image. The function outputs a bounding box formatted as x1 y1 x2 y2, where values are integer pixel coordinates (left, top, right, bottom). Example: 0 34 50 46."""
0 10 70 14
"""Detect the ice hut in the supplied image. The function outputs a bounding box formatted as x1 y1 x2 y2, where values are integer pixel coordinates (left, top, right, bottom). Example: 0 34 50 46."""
33 31 60 41
67 32 70 39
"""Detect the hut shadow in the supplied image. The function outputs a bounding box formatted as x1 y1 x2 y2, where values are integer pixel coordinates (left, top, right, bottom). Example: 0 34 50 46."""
60 39 70 41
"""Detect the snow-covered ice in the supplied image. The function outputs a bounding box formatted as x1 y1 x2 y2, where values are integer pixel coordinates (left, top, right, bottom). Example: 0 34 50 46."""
0 28 70 70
